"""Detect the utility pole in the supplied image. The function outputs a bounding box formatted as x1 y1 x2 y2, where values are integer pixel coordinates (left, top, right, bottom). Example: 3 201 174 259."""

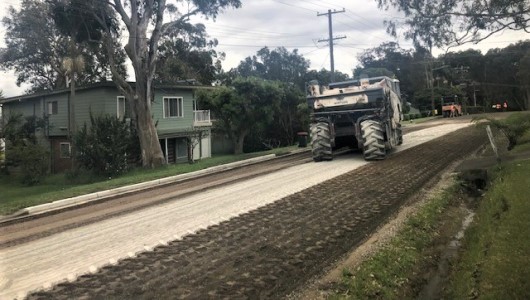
317 9 346 82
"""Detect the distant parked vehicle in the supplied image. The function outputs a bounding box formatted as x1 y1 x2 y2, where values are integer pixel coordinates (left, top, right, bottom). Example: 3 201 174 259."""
442 102 462 117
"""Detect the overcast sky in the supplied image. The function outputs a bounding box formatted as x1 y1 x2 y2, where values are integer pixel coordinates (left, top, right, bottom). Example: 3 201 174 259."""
1 0 529 97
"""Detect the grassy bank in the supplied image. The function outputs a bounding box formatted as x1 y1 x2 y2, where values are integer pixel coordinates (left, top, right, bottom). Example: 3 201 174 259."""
0 146 299 215
333 158 530 299
334 183 462 299
447 160 530 299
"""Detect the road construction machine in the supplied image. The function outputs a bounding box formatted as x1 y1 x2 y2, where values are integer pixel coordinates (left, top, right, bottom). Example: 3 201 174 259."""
307 76 403 161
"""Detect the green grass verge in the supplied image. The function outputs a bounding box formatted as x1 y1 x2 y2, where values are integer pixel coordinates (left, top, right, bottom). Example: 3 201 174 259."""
446 160 530 299
511 131 530 153
333 183 461 299
0 146 300 215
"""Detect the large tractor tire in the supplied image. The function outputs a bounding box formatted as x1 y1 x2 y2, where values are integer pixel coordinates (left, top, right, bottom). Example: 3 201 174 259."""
361 120 386 160
397 123 403 145
310 121 333 161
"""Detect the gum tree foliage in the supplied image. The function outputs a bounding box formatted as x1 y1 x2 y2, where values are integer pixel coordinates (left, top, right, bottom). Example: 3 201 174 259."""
221 47 314 147
1 0 124 93
376 0 530 50
274 83 307 146
196 77 283 154
353 42 428 105
518 51 530 110
245 82 309 150
229 47 311 90
303 69 350 87
155 23 224 85
480 41 530 110
54 0 241 169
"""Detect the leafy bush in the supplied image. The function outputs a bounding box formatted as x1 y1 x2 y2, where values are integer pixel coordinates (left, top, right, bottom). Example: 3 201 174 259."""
75 114 140 177
2 113 49 185
8 143 49 185
403 114 411 121
402 102 411 114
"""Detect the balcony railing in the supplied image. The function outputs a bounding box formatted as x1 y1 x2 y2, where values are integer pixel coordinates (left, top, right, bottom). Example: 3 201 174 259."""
193 110 212 127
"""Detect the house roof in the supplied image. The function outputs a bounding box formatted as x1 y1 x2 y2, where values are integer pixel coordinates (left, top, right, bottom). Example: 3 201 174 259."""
0 81 215 105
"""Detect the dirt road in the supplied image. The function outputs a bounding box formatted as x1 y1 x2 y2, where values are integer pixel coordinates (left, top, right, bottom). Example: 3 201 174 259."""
12 122 487 299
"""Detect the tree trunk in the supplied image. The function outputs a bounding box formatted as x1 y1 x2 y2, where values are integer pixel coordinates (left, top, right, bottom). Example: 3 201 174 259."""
69 73 76 170
132 80 166 168
233 131 248 155
234 138 244 155
525 89 530 111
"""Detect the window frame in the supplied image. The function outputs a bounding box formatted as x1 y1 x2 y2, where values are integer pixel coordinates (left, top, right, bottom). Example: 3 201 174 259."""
117 96 126 119
47 101 58 115
163 96 184 118
60 142 71 158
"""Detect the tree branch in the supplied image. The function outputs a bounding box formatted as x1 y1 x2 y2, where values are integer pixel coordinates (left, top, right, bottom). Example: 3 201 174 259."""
161 8 201 36
112 0 131 28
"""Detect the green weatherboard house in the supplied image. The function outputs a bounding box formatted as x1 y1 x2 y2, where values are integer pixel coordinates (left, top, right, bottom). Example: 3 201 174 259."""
0 81 213 173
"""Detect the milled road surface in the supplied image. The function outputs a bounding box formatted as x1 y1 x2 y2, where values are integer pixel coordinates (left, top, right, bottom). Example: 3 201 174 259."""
1 122 479 299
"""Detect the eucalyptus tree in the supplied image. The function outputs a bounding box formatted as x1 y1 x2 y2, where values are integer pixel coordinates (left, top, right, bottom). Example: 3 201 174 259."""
233 47 310 90
376 0 529 49
155 23 223 85
1 0 122 92
53 0 241 168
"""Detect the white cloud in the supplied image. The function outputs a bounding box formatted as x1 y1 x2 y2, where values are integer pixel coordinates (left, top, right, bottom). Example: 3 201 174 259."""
1 0 529 97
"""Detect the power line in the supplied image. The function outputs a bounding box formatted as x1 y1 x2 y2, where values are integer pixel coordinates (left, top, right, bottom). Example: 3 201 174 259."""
271 0 317 13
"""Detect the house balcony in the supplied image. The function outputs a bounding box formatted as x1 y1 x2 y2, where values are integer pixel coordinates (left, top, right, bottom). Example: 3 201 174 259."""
193 110 212 127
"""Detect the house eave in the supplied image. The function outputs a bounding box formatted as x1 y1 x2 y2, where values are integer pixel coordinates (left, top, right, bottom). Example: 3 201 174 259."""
0 81 215 105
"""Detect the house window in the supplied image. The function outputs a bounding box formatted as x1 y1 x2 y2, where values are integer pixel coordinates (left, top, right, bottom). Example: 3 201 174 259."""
117 96 127 119
47 101 58 115
163 97 183 118
176 138 188 158
60 142 71 158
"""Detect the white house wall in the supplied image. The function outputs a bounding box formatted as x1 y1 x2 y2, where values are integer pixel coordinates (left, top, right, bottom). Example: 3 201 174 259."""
193 129 211 160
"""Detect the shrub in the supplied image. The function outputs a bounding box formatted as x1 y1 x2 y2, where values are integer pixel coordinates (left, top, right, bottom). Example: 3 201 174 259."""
8 143 49 185
75 114 140 177
2 113 49 185
403 114 410 121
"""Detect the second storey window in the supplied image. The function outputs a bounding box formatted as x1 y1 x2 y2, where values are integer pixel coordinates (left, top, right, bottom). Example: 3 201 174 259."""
47 101 58 115
163 97 183 118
